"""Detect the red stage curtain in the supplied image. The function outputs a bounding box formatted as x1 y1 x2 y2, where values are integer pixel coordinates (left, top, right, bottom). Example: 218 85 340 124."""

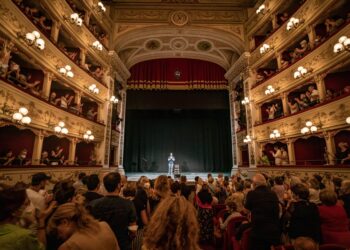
42 135 70 158
76 142 95 164
128 58 227 87
334 130 350 150
294 136 326 165
0 125 35 157
324 71 350 94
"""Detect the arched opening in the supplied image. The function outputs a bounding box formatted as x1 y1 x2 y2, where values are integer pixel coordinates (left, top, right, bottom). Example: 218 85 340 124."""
0 125 35 166
42 135 70 165
294 136 326 165
76 141 96 165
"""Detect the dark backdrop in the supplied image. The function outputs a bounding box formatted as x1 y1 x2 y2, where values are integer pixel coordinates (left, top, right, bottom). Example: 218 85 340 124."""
123 90 232 172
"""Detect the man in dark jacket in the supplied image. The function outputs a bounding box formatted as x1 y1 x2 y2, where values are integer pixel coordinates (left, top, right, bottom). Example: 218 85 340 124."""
245 174 281 250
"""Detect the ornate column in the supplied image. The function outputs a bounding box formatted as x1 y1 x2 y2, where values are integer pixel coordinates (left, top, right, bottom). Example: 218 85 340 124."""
271 14 278 30
287 139 296 165
307 25 317 49
249 36 255 51
314 74 326 102
281 92 290 116
84 11 91 26
118 90 127 166
113 146 119 165
42 71 53 100
276 52 282 70
31 130 44 164
324 132 336 165
79 48 87 67
229 85 238 171
68 138 78 164
50 20 61 43
74 91 82 106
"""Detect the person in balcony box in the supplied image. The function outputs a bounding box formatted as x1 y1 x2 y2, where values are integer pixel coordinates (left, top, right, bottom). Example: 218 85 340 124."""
50 146 63 164
294 40 310 58
49 92 59 105
87 107 98 120
270 146 282 165
325 17 344 34
0 150 15 166
6 61 20 82
33 15 51 34
307 85 319 105
0 40 15 77
281 147 289 165
336 142 350 165
12 149 30 166
294 93 310 110
266 104 277 120
40 151 50 165
17 74 41 96
288 99 300 114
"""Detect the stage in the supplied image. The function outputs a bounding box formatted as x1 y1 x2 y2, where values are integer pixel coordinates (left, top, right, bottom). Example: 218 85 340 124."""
125 172 230 181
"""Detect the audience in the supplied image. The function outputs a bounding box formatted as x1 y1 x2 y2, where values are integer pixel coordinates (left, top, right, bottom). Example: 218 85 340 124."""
84 174 103 204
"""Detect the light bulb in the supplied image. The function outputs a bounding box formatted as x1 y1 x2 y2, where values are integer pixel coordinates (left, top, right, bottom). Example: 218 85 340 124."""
61 128 68 134
76 18 83 26
70 13 79 22
344 38 350 47
294 71 301 79
334 43 344 53
306 121 313 127
66 71 74 78
35 38 45 50
89 135 94 140
346 117 350 124
19 107 28 115
58 121 65 127
25 32 35 44
310 126 317 132
54 126 62 133
270 133 275 139
21 116 31 124
339 36 348 44
273 129 279 134
86 130 92 135
83 134 89 139
59 67 67 75
65 65 72 71
32 31 40 39
12 112 23 121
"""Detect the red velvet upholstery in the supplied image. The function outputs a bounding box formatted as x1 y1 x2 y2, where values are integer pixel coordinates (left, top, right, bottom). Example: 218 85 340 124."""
76 142 95 165
321 229 350 248
231 228 251 250
319 244 347 250
224 216 247 250
294 136 326 165
0 125 35 158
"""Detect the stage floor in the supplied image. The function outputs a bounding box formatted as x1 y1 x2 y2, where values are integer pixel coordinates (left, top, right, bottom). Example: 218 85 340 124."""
125 172 230 181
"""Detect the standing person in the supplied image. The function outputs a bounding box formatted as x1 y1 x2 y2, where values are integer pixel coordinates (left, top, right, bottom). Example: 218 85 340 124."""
281 147 289 165
167 153 175 176
244 174 281 250
26 172 52 211
271 146 282 165
90 172 137 250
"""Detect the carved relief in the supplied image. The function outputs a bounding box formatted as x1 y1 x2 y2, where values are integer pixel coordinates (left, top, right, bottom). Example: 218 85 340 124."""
170 11 189 26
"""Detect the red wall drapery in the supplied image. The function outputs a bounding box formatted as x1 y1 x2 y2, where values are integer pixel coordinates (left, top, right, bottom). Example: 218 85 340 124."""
0 125 35 157
76 142 95 164
128 58 227 87
294 136 326 165
324 71 350 94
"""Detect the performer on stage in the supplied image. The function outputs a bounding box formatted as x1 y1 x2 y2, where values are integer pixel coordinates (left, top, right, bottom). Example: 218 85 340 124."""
168 153 175 175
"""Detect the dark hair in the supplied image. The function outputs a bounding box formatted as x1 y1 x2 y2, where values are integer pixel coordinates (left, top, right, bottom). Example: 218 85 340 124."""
53 181 75 205
197 184 213 204
78 172 86 180
123 182 136 198
103 172 121 192
244 179 252 189
86 174 100 191
320 189 337 206
0 187 27 221
170 181 181 194
180 184 191 200
180 176 187 183
291 183 309 200
275 176 284 185
194 176 199 182
234 182 244 192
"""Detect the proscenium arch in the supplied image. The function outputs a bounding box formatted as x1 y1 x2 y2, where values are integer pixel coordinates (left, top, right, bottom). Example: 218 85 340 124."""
112 25 245 70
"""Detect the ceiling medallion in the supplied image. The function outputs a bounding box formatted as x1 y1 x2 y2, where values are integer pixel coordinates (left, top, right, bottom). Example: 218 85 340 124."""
170 37 188 50
196 40 213 52
145 39 162 50
170 11 189 26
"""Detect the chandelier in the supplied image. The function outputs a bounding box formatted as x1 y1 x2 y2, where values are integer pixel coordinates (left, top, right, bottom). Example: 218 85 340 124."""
12 107 31 124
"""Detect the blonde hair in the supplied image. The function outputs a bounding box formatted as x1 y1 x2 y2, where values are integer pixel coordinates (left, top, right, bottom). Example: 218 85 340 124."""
154 175 170 198
143 196 200 250
47 202 99 234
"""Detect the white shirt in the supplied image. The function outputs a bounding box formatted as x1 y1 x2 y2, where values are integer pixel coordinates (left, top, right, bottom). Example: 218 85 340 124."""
26 188 46 211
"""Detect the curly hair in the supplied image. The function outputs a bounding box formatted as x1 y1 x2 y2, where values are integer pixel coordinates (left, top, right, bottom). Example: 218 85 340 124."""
154 175 170 198
143 196 200 250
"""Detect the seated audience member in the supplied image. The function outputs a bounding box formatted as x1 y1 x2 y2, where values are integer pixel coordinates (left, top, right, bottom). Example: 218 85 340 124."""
92 66 104 79
40 151 50 165
307 85 319 104
336 142 350 165
288 99 300 114
24 6 39 18
84 174 103 204
264 69 275 77
219 196 242 230
245 174 281 249
6 60 20 82
170 181 181 196
26 172 52 211
86 107 98 120
143 196 200 250
283 183 321 243
33 15 51 33
278 12 289 24
339 180 350 218
90 172 137 250
58 94 74 109
294 40 310 58
318 189 350 232
196 184 214 243
280 58 290 69
325 17 344 34
308 178 321 205
0 186 54 250
12 149 30 166
259 151 271 166
51 146 63 163
256 70 266 82
73 172 87 191
49 92 59 105
58 155 68 165
295 93 310 110
48 202 119 250
0 150 15 166
149 175 170 212
293 237 318 250
270 146 282 165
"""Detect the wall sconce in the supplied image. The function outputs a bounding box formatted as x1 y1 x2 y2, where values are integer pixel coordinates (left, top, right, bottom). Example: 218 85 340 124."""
88 84 100 94
286 17 304 31
92 40 103 51
97 2 106 12
12 107 31 124
17 31 45 50
54 121 68 134
269 129 281 139
64 13 83 27
241 97 250 105
333 36 350 54
243 135 252 143
256 4 266 14
346 117 350 124
293 66 310 79
58 65 74 78
265 85 277 95
83 130 94 141
301 121 318 134
260 43 273 54
110 95 119 104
